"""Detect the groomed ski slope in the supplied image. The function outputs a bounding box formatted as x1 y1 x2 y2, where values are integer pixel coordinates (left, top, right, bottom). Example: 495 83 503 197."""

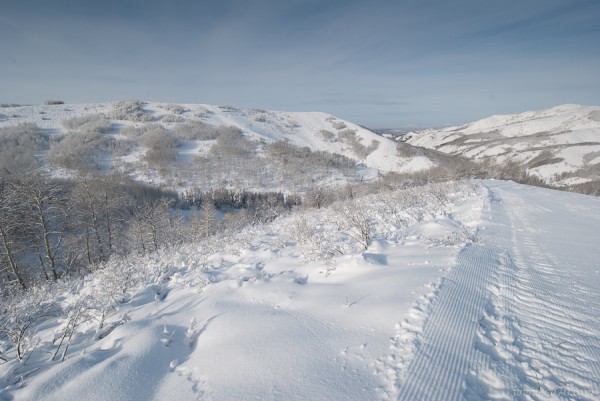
4 181 600 401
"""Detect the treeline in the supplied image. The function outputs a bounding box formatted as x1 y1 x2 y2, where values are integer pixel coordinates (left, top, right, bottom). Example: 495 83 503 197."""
180 187 301 211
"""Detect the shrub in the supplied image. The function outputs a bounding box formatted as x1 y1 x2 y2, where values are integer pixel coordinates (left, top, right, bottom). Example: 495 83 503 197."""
320 130 336 142
44 100 64 105
47 132 115 170
194 108 211 119
163 104 186 115
332 121 347 130
173 121 220 141
159 114 183 123
120 125 145 139
0 123 48 175
142 125 180 150
110 100 155 122
62 113 111 134
138 125 181 167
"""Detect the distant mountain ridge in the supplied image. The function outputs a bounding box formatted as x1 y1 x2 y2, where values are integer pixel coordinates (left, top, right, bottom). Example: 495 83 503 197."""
402 104 600 187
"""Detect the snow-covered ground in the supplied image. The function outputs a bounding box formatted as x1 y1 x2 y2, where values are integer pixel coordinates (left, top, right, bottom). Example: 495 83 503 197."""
1 180 599 401
403 104 600 186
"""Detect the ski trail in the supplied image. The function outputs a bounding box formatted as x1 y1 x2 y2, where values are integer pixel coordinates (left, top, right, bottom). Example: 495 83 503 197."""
391 187 499 401
388 181 600 401
376 280 442 400
471 183 600 400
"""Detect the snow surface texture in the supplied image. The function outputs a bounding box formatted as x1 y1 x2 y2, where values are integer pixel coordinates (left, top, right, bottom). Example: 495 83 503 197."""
1 181 599 401
0 101 427 188
404 104 600 186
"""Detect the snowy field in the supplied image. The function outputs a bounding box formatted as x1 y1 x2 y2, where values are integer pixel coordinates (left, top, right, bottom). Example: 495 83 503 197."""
1 180 599 401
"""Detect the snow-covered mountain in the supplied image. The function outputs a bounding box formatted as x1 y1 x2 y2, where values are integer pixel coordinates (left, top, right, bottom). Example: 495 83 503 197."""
403 104 600 186
0 101 432 190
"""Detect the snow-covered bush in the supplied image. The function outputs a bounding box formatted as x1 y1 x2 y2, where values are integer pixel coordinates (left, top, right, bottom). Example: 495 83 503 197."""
120 124 145 139
194 107 211 119
110 100 155 122
47 132 115 170
160 114 184 123
173 121 220 141
303 186 333 209
62 113 111 134
331 200 373 250
331 121 347 130
0 123 48 175
163 104 186 115
288 181 477 259
141 125 180 166
320 129 336 142
0 284 62 363
142 125 179 150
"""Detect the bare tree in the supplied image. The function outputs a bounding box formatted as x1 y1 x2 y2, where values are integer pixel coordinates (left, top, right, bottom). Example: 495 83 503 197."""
71 179 107 264
303 186 332 209
128 198 172 254
332 201 373 250
190 200 218 238
0 291 56 362
0 187 27 289
7 176 67 281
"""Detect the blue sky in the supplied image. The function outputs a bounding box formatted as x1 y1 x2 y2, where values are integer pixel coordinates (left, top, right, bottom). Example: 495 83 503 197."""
2 0 599 127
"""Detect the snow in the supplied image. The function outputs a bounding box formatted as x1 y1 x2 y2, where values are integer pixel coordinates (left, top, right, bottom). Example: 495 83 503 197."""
2 180 599 400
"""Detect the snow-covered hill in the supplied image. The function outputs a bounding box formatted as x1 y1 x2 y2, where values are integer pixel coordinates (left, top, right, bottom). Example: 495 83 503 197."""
2 180 599 401
403 104 600 186
0 101 432 190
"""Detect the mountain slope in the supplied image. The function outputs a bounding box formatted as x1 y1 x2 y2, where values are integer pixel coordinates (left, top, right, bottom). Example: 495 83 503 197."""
403 104 600 186
0 101 432 190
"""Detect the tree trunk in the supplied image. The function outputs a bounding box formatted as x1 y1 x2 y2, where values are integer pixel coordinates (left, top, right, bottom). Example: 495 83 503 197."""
0 227 26 289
